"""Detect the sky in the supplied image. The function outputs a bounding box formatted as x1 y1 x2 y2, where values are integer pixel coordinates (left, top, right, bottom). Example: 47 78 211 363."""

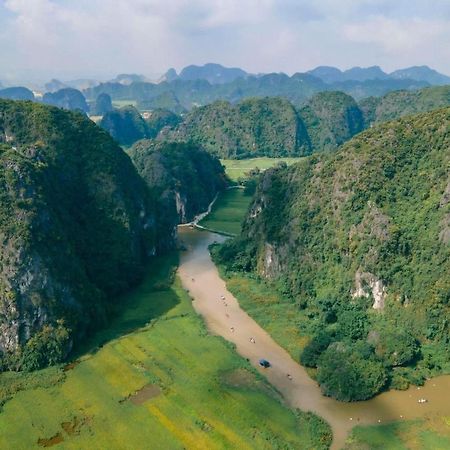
0 0 449 83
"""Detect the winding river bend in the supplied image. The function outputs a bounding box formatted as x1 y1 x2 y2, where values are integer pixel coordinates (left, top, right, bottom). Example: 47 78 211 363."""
178 227 450 450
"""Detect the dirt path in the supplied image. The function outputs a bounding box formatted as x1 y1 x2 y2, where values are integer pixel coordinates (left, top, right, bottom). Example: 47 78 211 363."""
178 228 450 450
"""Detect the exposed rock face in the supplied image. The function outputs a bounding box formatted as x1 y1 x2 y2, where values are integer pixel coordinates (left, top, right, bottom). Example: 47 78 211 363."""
0 100 175 369
352 271 387 309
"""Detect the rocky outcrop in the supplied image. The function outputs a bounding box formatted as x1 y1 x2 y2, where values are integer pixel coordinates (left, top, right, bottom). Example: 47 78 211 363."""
351 270 387 309
0 100 175 369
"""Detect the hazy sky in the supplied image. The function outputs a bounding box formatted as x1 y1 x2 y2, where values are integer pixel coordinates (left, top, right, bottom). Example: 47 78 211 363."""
1 0 449 83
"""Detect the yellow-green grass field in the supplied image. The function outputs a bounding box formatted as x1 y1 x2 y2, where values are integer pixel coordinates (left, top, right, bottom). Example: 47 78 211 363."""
198 188 252 236
344 416 450 450
221 157 302 182
0 254 331 450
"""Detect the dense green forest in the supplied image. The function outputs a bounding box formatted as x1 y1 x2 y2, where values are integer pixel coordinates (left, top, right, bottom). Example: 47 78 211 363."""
360 85 450 126
299 91 364 152
163 97 311 158
98 85 450 157
215 107 450 401
156 86 450 159
129 140 227 223
0 100 174 371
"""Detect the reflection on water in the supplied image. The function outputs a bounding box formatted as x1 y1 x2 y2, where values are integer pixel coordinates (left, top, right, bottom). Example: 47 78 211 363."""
178 227 450 449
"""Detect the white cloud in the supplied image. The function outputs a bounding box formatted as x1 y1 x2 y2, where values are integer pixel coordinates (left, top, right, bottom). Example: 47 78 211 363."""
0 0 449 82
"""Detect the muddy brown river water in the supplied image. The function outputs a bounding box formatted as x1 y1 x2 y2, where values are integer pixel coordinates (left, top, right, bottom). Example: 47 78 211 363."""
178 227 450 449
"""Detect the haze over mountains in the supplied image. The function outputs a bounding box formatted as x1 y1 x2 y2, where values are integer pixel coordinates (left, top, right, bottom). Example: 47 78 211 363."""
2 62 450 94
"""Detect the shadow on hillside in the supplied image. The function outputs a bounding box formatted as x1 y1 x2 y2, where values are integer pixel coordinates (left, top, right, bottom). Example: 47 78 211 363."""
69 252 181 360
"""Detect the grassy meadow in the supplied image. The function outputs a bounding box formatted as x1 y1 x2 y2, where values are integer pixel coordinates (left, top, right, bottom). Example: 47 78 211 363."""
198 188 253 236
220 157 302 182
0 253 331 450
344 417 450 450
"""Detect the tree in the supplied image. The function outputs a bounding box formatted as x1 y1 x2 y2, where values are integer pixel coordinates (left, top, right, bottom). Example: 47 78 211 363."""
300 331 333 367
317 342 387 401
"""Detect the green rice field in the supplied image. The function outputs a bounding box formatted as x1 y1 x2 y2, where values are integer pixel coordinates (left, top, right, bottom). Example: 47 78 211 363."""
0 254 331 450
221 157 302 182
198 188 252 236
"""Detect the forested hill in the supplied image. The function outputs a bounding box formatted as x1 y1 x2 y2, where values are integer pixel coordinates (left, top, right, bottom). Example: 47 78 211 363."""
163 97 311 158
216 107 450 401
161 92 365 157
99 85 450 158
129 141 227 224
0 100 175 371
299 91 364 152
359 85 450 126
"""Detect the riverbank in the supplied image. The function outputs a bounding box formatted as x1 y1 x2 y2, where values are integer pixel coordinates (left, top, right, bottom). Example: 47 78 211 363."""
178 227 450 450
0 252 330 449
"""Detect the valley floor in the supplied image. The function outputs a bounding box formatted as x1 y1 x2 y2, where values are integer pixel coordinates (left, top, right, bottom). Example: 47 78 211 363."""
0 254 330 450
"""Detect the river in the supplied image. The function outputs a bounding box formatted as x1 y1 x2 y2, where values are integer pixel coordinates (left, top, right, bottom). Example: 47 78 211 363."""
177 227 450 449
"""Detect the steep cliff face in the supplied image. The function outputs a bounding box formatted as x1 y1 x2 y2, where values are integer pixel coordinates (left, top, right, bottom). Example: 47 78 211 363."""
239 109 449 313
0 100 174 370
129 140 227 224
217 108 450 395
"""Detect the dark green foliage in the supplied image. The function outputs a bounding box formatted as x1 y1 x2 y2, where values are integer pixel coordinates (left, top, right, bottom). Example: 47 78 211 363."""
371 328 419 367
43 88 89 113
300 331 333 368
165 97 311 158
317 342 387 401
19 321 70 372
145 109 182 138
0 100 173 371
359 85 450 127
299 91 365 152
216 107 450 399
129 140 227 223
100 106 148 145
92 93 113 115
0 87 35 101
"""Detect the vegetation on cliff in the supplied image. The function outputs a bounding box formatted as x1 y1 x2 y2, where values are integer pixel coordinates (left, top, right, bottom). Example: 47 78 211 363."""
0 100 173 371
165 97 311 158
215 107 450 400
360 85 450 126
299 91 365 152
129 140 227 223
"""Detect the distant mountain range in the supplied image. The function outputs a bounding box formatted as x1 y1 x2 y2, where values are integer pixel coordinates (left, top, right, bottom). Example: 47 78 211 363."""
160 63 249 85
307 65 450 85
161 62 450 86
